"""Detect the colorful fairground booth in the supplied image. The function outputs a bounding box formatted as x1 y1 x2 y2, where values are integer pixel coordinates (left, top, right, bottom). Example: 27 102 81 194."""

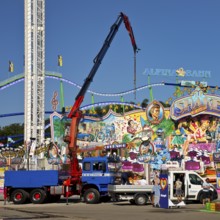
169 85 220 185
49 85 220 188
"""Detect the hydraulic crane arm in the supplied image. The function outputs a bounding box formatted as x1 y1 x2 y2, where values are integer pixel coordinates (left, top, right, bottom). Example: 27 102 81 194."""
64 12 138 182
68 12 138 120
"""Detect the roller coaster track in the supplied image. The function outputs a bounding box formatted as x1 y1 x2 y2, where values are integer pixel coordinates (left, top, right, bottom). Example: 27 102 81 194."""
1 72 217 97
0 71 165 97
1 72 218 118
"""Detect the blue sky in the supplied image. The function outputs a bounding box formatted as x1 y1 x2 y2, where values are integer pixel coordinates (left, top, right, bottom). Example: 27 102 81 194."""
1 0 220 126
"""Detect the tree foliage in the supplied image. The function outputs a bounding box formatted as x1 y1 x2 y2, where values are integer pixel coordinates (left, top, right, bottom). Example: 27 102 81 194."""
0 118 51 146
0 123 24 145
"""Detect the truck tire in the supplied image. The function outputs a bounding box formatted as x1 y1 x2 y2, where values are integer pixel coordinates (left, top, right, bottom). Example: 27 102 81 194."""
134 194 148 206
30 189 47 204
11 189 29 204
84 188 100 204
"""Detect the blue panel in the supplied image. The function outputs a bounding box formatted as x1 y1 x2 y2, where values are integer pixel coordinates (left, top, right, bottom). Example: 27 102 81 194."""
159 174 169 209
4 170 59 188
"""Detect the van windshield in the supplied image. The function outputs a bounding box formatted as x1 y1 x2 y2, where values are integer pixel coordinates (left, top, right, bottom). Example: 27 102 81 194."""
189 174 203 185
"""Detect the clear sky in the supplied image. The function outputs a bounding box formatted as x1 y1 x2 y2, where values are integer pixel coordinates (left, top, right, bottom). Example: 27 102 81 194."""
1 0 220 126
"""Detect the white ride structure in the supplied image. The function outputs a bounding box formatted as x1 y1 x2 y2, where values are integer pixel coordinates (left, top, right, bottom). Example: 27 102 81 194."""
24 0 45 146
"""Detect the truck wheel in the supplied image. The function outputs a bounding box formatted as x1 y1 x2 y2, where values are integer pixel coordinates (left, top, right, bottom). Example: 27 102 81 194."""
134 194 148 206
84 188 100 204
11 189 29 204
30 189 47 204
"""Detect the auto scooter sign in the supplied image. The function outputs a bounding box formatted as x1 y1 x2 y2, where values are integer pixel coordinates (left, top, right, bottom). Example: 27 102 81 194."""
159 174 169 209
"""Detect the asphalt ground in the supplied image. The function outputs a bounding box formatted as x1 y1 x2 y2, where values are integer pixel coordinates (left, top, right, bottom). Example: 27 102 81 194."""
0 196 220 220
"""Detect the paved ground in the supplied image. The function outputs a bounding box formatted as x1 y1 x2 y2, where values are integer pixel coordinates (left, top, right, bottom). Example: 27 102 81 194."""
0 190 219 220
0 199 220 220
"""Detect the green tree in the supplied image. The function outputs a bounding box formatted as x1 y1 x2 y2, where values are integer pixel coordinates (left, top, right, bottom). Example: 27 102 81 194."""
0 123 24 146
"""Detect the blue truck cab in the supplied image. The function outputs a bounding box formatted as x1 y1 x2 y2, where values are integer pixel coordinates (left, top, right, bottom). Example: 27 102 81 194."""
81 156 121 204
4 156 121 204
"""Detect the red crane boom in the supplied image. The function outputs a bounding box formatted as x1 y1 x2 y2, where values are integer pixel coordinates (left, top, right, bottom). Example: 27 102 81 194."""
64 12 138 187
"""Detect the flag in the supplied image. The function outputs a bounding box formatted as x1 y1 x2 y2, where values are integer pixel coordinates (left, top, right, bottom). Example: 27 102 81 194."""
9 61 14 72
7 137 15 143
58 55 63 67
121 13 140 53
7 137 15 147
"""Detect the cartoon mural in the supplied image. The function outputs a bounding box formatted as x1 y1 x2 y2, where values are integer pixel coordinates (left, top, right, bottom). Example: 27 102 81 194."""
50 107 174 171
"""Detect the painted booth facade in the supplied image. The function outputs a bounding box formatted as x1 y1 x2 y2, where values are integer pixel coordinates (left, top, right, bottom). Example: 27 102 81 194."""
49 86 220 184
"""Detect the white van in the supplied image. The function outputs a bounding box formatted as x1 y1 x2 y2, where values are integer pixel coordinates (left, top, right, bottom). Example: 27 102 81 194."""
168 170 218 203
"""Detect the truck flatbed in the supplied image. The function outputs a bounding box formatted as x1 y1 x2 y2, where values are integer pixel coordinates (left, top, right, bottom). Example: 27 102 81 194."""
108 184 153 193
108 184 153 205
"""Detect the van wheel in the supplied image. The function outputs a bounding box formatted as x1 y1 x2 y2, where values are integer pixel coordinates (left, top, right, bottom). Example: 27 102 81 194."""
30 189 47 204
11 189 29 204
135 194 148 205
84 189 100 204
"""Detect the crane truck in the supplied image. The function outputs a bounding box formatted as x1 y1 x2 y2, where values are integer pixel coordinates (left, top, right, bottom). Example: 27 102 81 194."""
4 12 138 204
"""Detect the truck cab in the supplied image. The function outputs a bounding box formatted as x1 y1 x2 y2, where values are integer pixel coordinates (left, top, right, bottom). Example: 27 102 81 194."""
168 170 218 203
81 156 121 204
